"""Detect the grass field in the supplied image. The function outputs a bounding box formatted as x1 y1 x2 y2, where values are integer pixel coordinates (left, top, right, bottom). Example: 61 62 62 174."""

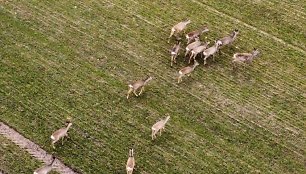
0 0 305 173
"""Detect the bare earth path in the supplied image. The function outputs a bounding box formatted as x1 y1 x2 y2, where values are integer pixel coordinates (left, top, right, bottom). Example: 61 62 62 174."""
0 122 79 174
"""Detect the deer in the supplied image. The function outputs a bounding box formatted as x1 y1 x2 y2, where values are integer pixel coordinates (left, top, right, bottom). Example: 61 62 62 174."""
184 37 201 58
170 40 181 67
232 48 260 69
202 40 223 65
126 148 135 174
177 60 199 83
188 41 210 64
50 120 73 149
168 19 191 42
186 25 209 44
127 76 153 99
33 156 55 174
219 29 239 49
151 116 170 140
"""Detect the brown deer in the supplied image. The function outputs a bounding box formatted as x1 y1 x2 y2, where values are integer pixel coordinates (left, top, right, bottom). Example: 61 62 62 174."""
189 42 210 63
126 148 135 174
152 116 170 140
219 29 239 47
127 76 153 99
186 25 209 44
33 156 55 174
177 60 199 83
203 40 223 65
232 48 260 69
170 40 181 67
168 20 191 42
184 37 201 58
50 121 72 149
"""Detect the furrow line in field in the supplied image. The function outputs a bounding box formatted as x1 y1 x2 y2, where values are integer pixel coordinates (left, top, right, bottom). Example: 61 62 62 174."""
10 1 304 154
0 122 79 174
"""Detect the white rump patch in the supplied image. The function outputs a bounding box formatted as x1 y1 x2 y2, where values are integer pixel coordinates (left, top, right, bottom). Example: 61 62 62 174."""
50 135 55 140
171 51 176 55
128 84 133 88
127 167 133 171
34 172 38 174
179 71 183 75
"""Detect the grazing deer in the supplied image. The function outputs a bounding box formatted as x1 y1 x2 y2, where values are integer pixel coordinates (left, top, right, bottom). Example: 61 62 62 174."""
152 116 170 140
126 148 135 174
219 29 239 47
177 60 199 83
127 76 153 99
232 48 260 69
33 156 55 174
168 19 191 42
51 121 72 149
185 37 201 58
170 40 181 67
189 41 210 63
186 25 209 44
203 40 223 65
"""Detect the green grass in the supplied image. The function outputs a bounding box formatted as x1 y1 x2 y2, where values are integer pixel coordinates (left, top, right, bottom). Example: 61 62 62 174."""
0 0 305 173
0 135 58 174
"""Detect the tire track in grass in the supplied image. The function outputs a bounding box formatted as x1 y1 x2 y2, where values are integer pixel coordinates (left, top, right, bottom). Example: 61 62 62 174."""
0 122 79 174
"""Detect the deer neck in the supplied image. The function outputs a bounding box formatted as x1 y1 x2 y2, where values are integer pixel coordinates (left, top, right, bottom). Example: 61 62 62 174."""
143 77 152 85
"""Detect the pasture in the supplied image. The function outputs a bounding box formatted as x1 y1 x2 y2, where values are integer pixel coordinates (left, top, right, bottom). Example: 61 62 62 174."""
0 0 305 173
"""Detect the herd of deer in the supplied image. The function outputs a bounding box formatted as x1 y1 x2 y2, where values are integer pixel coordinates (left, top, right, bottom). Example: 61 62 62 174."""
33 19 260 174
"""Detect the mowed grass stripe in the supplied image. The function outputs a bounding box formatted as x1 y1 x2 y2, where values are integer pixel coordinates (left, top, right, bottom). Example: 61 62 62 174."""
1 1 304 174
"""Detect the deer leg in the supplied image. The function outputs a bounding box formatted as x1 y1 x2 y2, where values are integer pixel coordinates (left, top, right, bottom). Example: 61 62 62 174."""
133 89 138 97
204 55 209 65
127 88 133 99
212 54 215 61
139 87 144 95
61 138 64 145
52 141 56 149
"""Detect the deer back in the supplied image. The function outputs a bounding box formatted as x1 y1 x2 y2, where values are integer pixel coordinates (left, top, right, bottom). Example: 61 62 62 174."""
186 40 201 51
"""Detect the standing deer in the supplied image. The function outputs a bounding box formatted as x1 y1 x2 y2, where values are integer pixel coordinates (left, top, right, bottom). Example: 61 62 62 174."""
51 121 73 149
127 76 153 99
232 48 260 69
152 116 170 140
126 148 135 174
189 41 210 63
184 37 201 58
170 40 181 67
203 40 223 65
186 25 209 44
33 156 55 174
219 29 239 47
168 19 191 42
177 60 199 83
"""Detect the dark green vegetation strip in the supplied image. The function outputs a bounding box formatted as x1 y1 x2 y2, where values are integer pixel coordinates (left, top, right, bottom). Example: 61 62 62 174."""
0 0 305 173
0 135 58 174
